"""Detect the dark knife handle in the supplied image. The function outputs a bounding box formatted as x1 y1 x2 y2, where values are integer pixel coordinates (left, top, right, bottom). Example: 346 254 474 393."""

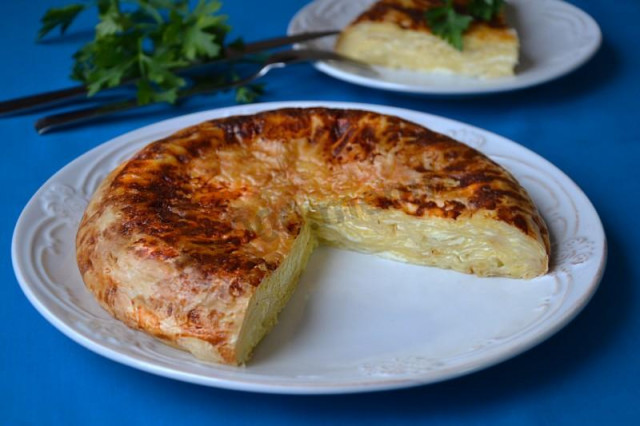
0 85 88 116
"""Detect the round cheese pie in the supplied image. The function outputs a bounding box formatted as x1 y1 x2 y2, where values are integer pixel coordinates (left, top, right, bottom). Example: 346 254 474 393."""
76 108 549 365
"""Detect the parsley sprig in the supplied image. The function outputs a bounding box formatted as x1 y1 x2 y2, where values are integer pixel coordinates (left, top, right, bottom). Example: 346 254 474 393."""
425 0 505 51
469 0 505 22
38 0 262 105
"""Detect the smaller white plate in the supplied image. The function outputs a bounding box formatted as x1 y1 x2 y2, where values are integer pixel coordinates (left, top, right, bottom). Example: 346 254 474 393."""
288 0 602 95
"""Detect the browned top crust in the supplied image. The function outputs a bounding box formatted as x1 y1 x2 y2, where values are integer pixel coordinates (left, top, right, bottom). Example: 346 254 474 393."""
76 107 549 363
350 0 512 38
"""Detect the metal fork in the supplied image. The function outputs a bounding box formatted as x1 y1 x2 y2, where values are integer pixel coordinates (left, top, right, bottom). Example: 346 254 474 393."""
35 49 374 134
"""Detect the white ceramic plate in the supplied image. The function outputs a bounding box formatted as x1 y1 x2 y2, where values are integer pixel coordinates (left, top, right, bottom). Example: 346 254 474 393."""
13 101 605 394
288 0 602 95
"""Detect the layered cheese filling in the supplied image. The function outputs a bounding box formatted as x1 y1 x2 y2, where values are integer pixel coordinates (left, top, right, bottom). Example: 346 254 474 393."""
306 201 547 279
336 19 519 78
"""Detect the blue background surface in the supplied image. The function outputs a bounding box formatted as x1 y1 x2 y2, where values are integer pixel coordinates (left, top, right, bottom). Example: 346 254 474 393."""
1 0 638 424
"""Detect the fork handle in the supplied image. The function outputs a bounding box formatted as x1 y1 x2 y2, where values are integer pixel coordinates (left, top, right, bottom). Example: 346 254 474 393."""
35 98 138 134
0 85 88 116
34 79 242 134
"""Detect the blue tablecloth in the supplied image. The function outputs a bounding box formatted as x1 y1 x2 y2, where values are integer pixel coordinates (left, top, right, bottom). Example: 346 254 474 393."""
2 0 638 424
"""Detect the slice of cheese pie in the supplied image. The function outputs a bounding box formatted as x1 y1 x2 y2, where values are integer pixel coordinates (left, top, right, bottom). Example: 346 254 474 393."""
76 108 549 365
335 0 519 78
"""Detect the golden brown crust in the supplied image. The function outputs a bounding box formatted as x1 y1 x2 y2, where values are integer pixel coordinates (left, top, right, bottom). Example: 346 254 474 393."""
350 0 514 40
76 107 549 364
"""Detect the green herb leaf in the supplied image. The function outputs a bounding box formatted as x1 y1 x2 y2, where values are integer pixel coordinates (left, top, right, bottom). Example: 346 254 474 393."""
136 79 180 105
468 0 504 22
37 4 85 40
192 0 222 17
425 0 473 51
235 83 265 104
182 21 221 60
95 2 128 37
38 0 254 106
